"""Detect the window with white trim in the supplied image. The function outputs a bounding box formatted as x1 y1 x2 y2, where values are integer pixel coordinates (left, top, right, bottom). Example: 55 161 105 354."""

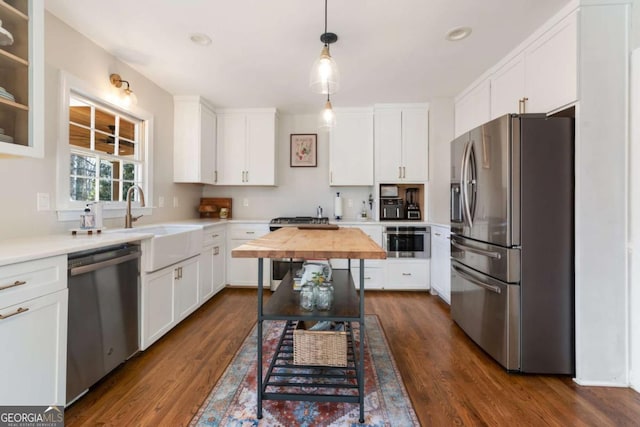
68 95 144 203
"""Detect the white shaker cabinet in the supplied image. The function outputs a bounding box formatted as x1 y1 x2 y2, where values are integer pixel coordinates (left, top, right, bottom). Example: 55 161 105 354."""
430 225 451 304
0 255 68 405
173 96 217 184
216 109 277 185
523 11 577 114
200 226 226 302
329 108 374 186
226 223 271 287
454 80 491 137
140 255 200 350
490 53 526 119
385 259 430 290
374 104 429 182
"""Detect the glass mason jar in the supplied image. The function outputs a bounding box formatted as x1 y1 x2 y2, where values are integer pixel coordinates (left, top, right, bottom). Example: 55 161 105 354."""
299 282 316 311
315 282 334 311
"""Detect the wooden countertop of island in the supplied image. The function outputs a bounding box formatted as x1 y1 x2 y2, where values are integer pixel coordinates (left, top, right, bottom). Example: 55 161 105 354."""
231 227 387 260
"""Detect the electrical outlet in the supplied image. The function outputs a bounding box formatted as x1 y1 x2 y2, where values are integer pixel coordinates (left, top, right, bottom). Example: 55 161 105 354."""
173 196 179 208
158 196 165 208
243 198 249 207
36 193 50 211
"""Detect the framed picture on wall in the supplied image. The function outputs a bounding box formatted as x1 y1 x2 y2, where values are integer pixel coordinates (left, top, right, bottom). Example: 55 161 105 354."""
290 134 317 167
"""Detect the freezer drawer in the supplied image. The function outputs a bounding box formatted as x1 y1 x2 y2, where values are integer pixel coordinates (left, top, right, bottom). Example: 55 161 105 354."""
450 235 520 283
451 260 520 371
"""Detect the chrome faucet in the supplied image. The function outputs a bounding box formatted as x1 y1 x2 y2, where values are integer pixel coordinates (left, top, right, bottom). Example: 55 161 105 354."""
125 185 146 228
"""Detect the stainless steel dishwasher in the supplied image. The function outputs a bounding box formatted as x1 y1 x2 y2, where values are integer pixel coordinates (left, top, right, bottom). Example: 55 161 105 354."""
66 243 140 405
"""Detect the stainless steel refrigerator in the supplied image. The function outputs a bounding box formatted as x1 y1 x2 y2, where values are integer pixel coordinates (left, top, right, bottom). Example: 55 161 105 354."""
450 113 574 374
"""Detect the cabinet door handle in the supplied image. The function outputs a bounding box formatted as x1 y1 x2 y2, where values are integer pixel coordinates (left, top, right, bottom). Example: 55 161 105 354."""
434 232 441 237
402 272 412 276
364 276 372 280
518 97 529 114
398 166 402 179
0 280 27 292
403 166 406 178
211 233 219 238
246 170 249 182
0 307 29 320
246 231 255 235
175 268 180 280
214 170 218 183
214 246 220 255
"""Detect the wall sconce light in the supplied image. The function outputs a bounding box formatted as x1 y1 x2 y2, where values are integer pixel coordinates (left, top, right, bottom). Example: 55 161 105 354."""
110 73 138 106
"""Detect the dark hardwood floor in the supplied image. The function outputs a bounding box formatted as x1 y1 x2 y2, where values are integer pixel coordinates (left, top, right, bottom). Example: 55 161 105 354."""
64 288 640 426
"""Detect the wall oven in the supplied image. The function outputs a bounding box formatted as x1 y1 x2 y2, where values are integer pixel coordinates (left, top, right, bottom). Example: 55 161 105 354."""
383 226 430 259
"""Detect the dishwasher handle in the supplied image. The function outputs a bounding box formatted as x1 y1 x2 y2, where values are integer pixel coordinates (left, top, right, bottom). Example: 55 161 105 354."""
70 252 141 276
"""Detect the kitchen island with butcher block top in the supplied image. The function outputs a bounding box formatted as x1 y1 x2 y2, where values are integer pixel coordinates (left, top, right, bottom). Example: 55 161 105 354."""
231 226 386 422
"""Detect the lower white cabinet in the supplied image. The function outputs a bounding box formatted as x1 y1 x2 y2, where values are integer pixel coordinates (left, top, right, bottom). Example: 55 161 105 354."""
140 255 200 350
430 226 451 304
0 288 68 405
385 259 430 290
351 266 384 290
227 224 270 287
0 255 67 406
200 227 226 301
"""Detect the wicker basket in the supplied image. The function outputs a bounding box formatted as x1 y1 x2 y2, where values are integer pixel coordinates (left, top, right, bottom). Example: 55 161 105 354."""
293 323 347 367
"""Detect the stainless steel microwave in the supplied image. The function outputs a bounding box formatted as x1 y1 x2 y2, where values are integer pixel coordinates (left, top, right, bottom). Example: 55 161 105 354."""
383 226 430 259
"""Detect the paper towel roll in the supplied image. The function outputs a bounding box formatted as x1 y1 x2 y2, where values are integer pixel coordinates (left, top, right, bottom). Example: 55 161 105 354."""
334 192 343 219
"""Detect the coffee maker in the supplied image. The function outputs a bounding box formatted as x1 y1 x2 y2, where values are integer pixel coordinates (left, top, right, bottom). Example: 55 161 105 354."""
405 188 421 220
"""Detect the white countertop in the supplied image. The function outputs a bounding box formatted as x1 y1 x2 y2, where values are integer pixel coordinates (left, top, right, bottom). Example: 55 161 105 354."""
0 219 226 267
0 217 449 267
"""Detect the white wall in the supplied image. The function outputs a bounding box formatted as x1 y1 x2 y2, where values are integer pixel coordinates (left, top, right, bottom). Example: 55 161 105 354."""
0 13 202 240
428 98 454 225
574 2 630 385
202 113 373 220
630 48 640 392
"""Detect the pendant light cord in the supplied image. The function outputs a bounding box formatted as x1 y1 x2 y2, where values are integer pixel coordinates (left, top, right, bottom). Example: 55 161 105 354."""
324 0 328 47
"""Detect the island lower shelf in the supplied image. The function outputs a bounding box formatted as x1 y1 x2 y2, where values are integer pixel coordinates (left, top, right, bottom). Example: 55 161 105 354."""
259 267 365 415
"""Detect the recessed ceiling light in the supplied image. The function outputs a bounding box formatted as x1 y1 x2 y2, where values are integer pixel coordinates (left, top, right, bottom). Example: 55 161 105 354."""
446 26 472 41
190 33 212 46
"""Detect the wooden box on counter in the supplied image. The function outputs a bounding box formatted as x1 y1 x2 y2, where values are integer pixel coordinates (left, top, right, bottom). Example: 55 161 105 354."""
198 198 232 219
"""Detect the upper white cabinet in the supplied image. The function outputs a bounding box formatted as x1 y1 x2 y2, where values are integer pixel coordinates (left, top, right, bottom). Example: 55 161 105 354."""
374 104 429 182
490 53 525 119
329 108 374 186
173 96 217 184
454 80 491 138
0 0 44 158
216 109 277 186
523 11 577 114
455 9 578 135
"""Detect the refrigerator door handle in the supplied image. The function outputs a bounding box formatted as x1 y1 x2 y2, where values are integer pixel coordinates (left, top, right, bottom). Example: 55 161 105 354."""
453 265 502 294
462 141 474 228
451 240 502 259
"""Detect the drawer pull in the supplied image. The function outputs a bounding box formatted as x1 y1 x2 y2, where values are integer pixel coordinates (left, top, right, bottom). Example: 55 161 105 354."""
402 273 412 276
0 307 29 320
211 234 219 238
0 280 27 292
246 231 255 234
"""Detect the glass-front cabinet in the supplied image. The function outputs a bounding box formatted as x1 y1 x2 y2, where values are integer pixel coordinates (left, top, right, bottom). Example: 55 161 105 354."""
0 0 43 157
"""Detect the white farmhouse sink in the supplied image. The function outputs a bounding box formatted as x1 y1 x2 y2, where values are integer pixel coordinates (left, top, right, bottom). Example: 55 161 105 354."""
111 224 203 272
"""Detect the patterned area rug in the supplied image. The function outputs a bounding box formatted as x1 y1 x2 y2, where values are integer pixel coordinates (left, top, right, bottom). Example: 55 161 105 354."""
190 314 419 426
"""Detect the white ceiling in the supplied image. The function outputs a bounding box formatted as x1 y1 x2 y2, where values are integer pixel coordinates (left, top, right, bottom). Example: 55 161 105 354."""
45 0 572 114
